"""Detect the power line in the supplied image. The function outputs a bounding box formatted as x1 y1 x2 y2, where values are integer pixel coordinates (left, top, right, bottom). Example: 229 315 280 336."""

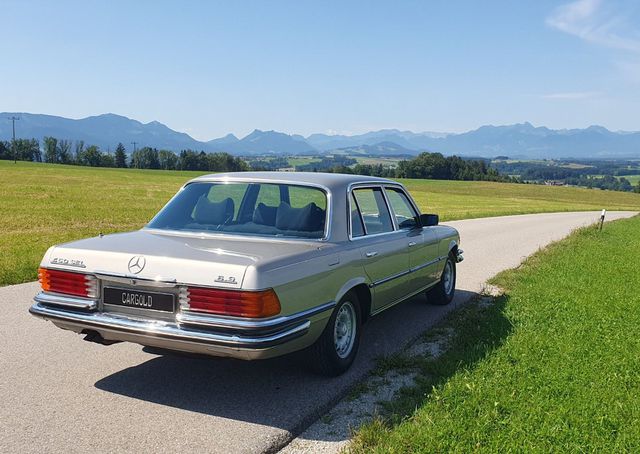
7 116 20 163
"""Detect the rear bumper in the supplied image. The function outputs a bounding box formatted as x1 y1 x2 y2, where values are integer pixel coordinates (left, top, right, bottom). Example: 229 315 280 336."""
29 293 335 360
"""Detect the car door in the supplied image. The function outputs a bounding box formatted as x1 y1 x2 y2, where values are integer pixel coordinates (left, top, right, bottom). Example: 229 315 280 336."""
384 186 440 293
350 186 411 312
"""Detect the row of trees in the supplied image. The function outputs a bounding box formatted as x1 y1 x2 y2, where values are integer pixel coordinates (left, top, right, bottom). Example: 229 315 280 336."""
305 152 512 182
2 137 638 191
0 137 128 167
565 175 637 192
0 137 248 172
129 147 248 172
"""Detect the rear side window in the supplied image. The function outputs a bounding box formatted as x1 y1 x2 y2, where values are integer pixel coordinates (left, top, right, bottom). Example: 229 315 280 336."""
350 193 365 238
352 187 394 235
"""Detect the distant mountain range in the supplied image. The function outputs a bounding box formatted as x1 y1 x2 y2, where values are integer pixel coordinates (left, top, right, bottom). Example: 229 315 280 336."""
1 112 639 159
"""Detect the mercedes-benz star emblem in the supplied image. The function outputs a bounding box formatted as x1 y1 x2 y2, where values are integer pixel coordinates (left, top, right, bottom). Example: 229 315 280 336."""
128 256 146 274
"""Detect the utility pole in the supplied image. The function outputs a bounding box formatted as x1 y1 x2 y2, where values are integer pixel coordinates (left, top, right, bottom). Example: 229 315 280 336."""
7 116 20 163
131 141 138 153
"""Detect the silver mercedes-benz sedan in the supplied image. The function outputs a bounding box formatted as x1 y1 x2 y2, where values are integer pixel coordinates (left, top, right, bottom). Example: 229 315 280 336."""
30 172 462 375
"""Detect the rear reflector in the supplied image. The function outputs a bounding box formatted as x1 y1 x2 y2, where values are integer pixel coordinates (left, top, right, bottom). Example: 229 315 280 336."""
39 267 97 298
181 286 281 318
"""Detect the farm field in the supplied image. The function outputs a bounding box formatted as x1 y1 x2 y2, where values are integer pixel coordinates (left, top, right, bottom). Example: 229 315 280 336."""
352 215 640 452
2 161 640 285
620 174 640 185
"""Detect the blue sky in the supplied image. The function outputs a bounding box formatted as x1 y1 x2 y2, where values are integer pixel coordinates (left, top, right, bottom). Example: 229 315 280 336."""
2 0 639 140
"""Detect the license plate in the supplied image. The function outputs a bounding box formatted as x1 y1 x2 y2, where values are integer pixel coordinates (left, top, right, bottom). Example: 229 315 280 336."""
103 287 175 312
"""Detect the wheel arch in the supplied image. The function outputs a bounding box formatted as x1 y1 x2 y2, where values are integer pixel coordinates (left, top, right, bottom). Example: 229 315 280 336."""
447 239 459 257
335 277 372 324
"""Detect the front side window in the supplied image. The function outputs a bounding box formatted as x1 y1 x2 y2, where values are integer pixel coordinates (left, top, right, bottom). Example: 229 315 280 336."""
385 187 419 229
352 187 394 235
148 182 327 239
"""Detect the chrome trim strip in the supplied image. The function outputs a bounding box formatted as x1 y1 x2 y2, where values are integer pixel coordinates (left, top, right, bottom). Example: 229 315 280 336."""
34 292 98 310
369 269 412 288
410 256 447 272
177 301 336 330
29 302 310 349
369 255 447 288
94 272 179 288
370 280 439 316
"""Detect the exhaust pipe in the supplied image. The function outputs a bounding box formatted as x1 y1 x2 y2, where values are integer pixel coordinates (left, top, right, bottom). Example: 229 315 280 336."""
82 330 121 346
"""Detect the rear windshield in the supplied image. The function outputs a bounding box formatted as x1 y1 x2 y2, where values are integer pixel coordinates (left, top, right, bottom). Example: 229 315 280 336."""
147 182 327 239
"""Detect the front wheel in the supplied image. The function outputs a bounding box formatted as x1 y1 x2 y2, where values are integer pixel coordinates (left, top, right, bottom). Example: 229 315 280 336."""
427 254 456 305
307 292 361 376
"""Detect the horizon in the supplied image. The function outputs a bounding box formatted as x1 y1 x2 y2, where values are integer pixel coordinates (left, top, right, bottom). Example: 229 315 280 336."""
2 1 640 140
3 111 638 143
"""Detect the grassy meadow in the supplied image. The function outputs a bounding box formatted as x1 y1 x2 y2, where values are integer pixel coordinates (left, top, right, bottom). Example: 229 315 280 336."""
352 215 640 452
620 174 640 185
1 160 640 285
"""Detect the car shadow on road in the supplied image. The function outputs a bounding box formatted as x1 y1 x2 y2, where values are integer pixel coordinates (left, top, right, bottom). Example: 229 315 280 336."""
94 289 509 442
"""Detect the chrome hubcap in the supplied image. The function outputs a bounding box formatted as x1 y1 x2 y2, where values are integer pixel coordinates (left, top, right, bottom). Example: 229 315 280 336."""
334 302 356 359
443 260 454 295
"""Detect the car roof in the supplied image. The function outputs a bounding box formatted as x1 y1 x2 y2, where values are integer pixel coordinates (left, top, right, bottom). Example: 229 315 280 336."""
188 172 398 192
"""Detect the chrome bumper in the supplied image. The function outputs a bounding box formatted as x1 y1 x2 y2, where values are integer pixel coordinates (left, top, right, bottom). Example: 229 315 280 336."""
30 292 335 355
456 249 464 263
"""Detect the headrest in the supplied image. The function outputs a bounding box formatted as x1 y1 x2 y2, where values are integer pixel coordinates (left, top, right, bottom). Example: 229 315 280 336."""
193 196 234 225
253 203 278 226
276 202 325 232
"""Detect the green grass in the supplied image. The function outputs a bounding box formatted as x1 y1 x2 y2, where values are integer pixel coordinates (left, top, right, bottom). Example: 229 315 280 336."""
287 157 321 167
354 156 401 167
399 178 640 220
0 161 207 286
619 174 640 185
350 215 640 452
1 160 640 286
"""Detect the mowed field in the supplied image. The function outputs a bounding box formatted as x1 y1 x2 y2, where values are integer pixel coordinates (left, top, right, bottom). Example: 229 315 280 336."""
2 160 640 286
351 214 640 452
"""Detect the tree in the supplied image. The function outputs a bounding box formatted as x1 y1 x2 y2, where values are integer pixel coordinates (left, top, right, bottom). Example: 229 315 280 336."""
130 147 160 169
74 140 85 163
0 141 10 160
43 136 58 163
114 143 127 168
57 139 72 164
158 149 178 170
80 145 103 167
100 153 116 168
178 150 200 170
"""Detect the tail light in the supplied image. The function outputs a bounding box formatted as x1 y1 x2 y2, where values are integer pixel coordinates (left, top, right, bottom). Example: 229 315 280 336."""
39 267 97 298
180 286 281 318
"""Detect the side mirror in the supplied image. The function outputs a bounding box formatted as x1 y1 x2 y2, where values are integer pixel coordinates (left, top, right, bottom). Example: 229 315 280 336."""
418 213 439 227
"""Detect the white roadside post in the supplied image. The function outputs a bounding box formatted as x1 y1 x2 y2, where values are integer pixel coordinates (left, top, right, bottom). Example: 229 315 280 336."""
599 209 606 231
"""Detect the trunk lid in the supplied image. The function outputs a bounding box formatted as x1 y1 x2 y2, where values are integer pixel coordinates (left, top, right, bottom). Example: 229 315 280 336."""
43 229 321 289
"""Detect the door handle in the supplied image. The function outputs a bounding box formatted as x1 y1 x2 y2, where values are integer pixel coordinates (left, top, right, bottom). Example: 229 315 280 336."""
408 241 417 247
365 251 378 258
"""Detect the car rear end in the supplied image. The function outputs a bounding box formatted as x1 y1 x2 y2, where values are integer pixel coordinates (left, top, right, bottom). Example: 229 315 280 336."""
30 266 318 360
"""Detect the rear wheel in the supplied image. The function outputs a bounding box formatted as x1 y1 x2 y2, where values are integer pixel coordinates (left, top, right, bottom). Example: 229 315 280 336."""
307 291 361 376
427 253 456 305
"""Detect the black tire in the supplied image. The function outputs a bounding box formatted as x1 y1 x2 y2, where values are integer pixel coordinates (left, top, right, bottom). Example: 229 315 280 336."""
427 253 456 305
307 291 361 376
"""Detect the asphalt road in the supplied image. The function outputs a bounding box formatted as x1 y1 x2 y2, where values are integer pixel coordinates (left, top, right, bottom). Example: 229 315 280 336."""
0 211 635 453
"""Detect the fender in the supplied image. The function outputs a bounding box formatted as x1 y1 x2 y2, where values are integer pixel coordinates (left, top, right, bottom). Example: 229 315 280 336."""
334 276 369 304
